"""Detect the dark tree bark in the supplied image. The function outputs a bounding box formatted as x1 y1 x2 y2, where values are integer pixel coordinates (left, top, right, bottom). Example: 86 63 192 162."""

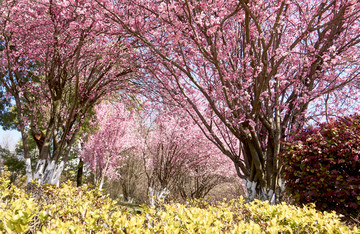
76 158 84 187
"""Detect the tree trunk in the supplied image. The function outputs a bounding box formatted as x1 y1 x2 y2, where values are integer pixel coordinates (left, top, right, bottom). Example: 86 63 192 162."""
239 138 286 204
13 94 33 183
98 155 111 190
10 172 17 184
49 161 65 185
148 187 170 207
244 177 285 204
25 158 33 184
41 160 55 184
99 175 105 190
245 179 272 204
34 159 46 182
41 136 78 185
76 159 84 187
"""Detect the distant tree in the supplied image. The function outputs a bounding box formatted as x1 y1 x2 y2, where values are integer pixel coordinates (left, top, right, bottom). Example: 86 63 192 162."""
143 107 237 201
80 101 140 190
106 153 145 203
0 145 24 183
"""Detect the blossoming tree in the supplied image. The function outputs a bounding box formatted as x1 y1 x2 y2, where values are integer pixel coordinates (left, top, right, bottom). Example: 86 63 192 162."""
99 0 360 202
143 107 237 201
80 101 140 190
0 0 134 184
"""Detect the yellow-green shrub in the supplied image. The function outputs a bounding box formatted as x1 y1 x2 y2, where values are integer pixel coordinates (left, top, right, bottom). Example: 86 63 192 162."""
0 173 358 233
0 171 38 233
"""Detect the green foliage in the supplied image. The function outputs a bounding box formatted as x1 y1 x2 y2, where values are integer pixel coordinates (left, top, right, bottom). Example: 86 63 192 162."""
0 147 26 184
0 172 357 233
281 115 360 217
0 89 17 130
14 139 39 172
0 147 25 175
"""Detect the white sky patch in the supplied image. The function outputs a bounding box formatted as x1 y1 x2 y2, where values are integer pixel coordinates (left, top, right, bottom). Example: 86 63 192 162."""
0 127 21 152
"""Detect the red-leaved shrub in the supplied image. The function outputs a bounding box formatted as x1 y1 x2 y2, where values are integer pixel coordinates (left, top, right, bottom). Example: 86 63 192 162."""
281 115 360 216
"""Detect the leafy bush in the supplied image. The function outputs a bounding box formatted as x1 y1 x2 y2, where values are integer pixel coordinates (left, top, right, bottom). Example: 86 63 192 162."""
0 172 358 233
0 147 25 183
281 115 360 216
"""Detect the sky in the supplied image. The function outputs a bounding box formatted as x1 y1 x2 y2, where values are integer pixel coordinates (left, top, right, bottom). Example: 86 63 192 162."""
0 126 21 152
